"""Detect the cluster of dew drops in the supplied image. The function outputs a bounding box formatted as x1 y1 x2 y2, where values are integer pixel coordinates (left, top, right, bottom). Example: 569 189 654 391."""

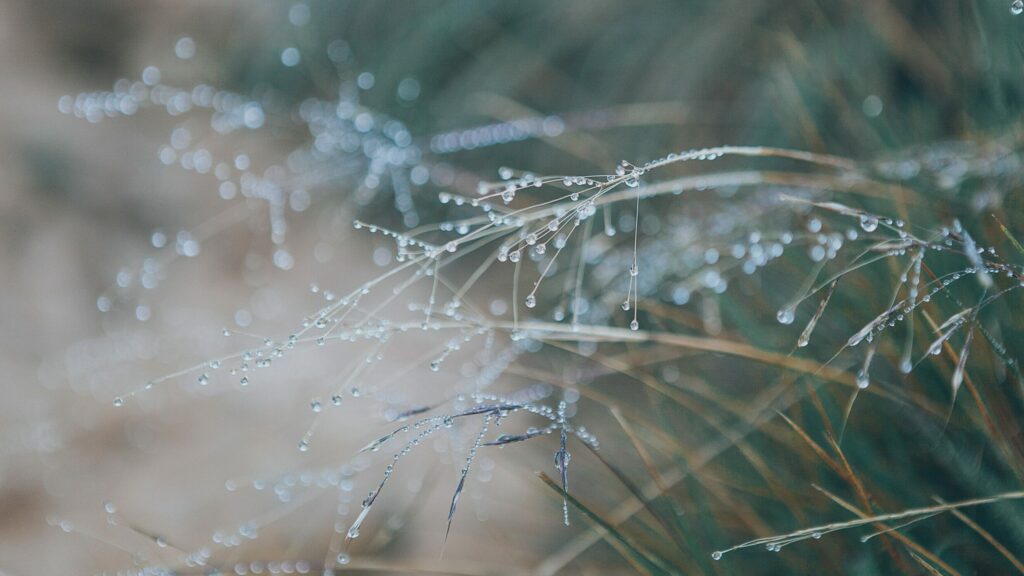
774 212 884 326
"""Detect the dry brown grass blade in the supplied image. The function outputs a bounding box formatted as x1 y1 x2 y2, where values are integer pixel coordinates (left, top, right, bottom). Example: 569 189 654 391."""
774 411 913 573
504 321 858 388
773 57 828 153
610 406 670 496
608 403 777 558
826 436 910 574
908 551 949 576
777 411 843 477
580 441 679 547
342 559 528 575
812 485 963 576
918 305 1024 483
502 362 692 457
504 358 785 539
862 0 953 93
545 339 804 532
803 380 839 450
535 382 809 575
170 560 523 576
540 336 820 502
937 497 1024 574
537 472 678 576
589 349 780 533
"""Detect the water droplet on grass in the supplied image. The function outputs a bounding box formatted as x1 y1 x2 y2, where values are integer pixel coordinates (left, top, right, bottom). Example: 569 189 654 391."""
776 308 795 325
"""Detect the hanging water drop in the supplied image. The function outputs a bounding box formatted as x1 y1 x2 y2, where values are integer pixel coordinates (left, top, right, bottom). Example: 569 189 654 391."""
859 215 879 232
856 370 869 389
776 308 795 325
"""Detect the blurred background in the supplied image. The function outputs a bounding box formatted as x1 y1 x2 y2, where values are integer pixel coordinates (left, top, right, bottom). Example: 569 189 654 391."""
2 1 1024 574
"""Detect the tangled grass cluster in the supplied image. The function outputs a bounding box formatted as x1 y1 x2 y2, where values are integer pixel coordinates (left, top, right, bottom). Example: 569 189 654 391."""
40 2 1024 575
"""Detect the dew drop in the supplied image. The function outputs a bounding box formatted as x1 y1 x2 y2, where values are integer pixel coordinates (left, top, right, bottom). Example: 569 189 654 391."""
711 551 723 561
1013 0 1023 14
856 370 869 389
525 295 536 308
112 397 124 407
859 215 879 232
776 308 795 325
